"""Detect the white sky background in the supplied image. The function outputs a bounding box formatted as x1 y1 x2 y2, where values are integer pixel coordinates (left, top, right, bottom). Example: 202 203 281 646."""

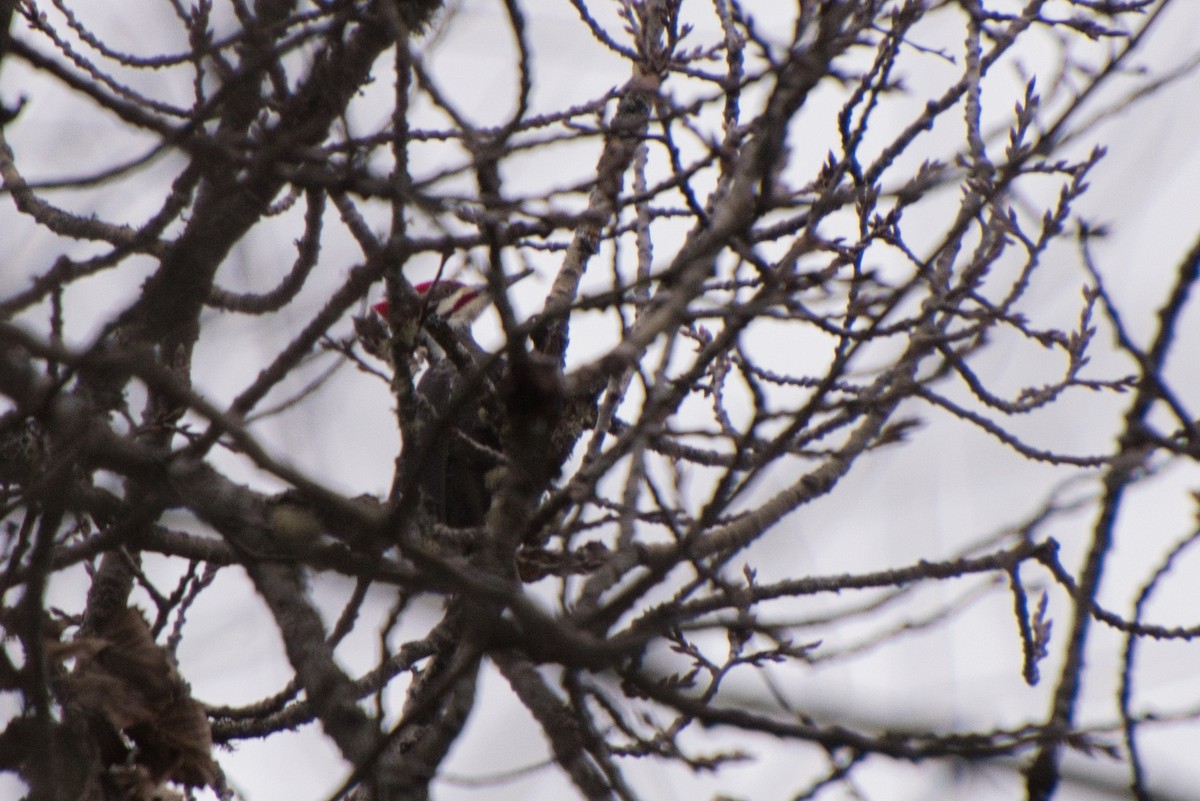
5 1 1200 800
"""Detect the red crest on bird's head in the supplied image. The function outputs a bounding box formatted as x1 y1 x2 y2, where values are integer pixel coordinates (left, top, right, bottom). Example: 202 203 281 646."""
372 280 485 329
371 270 532 328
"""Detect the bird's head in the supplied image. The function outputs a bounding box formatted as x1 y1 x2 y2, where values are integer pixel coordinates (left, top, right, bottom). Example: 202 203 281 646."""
372 270 533 331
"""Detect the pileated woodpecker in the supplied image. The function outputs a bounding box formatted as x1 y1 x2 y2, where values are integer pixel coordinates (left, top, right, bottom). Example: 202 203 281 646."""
364 275 529 798
372 273 530 529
